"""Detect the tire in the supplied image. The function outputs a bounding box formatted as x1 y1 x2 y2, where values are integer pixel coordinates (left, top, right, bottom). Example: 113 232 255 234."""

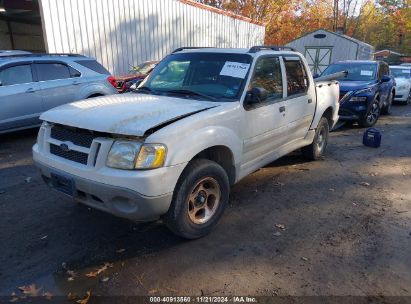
381 91 393 115
163 159 229 239
302 117 329 160
359 96 380 127
406 90 411 105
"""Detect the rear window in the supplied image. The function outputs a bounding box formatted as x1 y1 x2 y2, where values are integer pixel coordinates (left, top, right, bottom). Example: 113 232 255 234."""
75 60 110 75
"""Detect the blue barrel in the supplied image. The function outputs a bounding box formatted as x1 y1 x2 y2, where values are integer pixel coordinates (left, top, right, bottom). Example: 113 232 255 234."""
363 128 382 148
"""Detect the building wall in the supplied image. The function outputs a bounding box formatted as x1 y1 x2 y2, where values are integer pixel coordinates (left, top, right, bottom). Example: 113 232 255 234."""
0 20 12 49
286 29 359 64
0 20 45 51
39 0 265 74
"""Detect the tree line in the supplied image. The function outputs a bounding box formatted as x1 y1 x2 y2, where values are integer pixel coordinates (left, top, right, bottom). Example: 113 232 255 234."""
197 0 411 55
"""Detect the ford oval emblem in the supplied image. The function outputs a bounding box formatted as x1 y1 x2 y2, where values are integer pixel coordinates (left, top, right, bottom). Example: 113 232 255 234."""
60 143 70 152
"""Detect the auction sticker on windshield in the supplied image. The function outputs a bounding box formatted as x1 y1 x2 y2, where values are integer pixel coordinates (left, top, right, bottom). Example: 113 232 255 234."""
360 70 373 76
220 62 250 79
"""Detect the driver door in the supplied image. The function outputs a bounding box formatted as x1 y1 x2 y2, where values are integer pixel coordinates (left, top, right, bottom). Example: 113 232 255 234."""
241 56 289 172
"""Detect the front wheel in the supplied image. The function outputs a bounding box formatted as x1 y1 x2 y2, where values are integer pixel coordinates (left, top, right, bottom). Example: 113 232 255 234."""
359 97 380 127
163 159 229 239
302 117 329 160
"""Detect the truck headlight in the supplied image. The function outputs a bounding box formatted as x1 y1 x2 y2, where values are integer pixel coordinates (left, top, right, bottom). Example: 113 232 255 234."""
135 144 167 169
106 140 167 170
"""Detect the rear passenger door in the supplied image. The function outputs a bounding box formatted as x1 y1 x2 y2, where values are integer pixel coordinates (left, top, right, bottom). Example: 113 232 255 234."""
242 56 288 169
34 61 80 110
283 56 315 141
0 63 43 132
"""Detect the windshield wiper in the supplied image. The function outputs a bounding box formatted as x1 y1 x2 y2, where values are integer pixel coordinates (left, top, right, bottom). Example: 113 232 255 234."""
164 89 217 101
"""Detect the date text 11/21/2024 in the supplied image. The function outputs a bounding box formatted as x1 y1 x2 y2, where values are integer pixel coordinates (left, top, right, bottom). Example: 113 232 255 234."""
149 296 258 303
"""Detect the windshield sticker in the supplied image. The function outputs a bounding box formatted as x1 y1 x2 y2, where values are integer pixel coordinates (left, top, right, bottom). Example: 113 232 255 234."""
403 70 410 73
220 62 250 79
360 70 373 76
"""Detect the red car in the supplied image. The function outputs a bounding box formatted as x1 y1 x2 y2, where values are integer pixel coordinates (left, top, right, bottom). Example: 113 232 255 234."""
113 61 158 93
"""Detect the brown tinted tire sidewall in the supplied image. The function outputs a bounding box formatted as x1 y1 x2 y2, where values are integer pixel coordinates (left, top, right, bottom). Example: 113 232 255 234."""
165 159 229 239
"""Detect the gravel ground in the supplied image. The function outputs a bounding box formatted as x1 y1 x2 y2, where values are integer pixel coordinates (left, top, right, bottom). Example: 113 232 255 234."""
0 104 410 301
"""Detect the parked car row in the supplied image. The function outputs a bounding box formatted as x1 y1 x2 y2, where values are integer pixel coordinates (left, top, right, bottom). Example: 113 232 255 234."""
319 60 410 127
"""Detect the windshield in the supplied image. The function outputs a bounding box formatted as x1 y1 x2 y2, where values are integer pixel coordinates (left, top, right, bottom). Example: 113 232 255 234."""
140 52 253 101
390 68 411 79
129 62 156 75
322 63 377 81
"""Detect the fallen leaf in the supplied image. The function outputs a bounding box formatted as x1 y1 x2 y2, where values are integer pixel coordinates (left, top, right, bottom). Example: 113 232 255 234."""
116 249 126 253
329 188 335 192
18 284 41 297
67 277 74 282
85 262 113 277
43 291 53 300
40 235 48 240
24 177 32 183
274 182 285 187
100 277 110 282
273 232 282 236
149 289 158 294
76 290 91 304
9 297 19 303
360 182 370 187
301 257 309 261
275 224 286 230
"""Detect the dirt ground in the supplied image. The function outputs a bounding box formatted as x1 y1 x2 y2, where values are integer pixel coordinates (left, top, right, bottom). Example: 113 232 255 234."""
0 105 410 300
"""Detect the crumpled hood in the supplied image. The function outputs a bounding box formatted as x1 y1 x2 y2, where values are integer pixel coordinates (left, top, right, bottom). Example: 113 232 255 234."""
40 94 219 136
114 74 146 82
339 80 376 92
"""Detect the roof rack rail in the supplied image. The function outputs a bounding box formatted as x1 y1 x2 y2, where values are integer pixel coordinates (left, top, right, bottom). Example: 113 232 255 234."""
248 45 296 53
172 47 211 53
0 53 86 58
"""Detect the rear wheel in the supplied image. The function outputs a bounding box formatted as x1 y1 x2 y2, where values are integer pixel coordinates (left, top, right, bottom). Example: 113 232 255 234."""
381 91 393 115
359 97 380 127
302 117 329 160
163 159 229 239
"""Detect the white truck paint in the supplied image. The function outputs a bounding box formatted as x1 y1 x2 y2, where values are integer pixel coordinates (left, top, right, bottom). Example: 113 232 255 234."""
33 47 340 238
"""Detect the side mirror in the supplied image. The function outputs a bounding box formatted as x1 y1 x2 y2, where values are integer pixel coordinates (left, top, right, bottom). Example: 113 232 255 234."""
313 73 320 79
245 87 269 105
381 75 391 82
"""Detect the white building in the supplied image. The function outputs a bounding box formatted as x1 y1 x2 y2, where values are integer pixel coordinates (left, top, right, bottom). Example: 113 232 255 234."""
0 0 265 74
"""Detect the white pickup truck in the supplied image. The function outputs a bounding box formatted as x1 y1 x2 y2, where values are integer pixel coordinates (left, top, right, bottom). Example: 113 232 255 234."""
33 46 339 239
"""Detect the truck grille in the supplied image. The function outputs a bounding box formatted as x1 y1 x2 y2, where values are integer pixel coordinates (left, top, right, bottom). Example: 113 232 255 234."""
50 144 88 165
51 125 96 148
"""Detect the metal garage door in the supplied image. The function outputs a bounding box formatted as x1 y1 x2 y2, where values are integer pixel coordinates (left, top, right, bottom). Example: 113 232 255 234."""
305 47 332 75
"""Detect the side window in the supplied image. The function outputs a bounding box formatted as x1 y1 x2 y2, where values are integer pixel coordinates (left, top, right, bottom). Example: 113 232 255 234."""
36 63 71 81
378 64 388 79
284 58 309 96
248 57 283 101
0 65 33 86
69 66 81 78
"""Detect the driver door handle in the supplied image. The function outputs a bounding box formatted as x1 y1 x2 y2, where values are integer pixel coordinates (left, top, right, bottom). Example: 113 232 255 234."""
26 88 36 93
72 81 81 85
308 98 313 103
279 106 286 113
